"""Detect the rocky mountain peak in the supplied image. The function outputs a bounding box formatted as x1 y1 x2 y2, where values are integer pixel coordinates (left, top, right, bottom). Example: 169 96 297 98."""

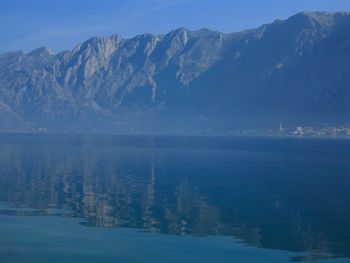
28 47 54 57
1 12 350 133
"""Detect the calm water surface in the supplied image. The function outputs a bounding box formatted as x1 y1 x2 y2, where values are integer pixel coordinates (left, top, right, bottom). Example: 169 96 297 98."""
0 135 350 263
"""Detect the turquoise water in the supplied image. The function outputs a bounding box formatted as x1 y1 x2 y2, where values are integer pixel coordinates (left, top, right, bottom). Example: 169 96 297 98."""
0 135 350 262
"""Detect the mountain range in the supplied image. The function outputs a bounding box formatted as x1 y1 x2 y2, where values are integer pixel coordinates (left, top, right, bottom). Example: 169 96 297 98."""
1 11 350 134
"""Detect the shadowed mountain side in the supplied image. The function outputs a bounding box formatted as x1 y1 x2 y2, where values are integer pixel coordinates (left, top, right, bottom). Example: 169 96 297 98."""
1 12 350 133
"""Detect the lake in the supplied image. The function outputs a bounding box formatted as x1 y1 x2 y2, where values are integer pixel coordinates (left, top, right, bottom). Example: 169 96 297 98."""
0 134 350 263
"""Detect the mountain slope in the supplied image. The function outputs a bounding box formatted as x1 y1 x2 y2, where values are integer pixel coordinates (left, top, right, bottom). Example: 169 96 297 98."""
1 12 350 133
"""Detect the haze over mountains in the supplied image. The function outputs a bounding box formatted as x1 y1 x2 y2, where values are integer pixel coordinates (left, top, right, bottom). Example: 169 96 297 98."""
1 11 350 134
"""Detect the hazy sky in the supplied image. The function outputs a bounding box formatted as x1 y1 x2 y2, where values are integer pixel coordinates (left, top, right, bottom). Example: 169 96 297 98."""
1 0 350 53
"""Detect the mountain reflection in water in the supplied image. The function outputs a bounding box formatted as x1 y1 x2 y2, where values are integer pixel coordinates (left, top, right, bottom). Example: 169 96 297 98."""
0 135 350 261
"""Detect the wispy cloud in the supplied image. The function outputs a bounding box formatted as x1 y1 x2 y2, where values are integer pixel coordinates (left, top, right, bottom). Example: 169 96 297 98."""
91 0 196 30
4 24 109 52
120 0 193 21
2 0 195 52
20 25 109 41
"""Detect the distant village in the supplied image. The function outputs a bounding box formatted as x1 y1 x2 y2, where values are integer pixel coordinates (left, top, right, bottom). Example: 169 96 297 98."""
36 123 350 138
237 123 350 138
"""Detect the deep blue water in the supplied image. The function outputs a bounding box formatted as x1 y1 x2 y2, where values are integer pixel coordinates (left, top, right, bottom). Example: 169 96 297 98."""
0 135 350 262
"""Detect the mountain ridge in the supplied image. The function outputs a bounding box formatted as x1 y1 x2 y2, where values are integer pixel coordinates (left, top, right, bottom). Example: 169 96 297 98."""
1 11 350 134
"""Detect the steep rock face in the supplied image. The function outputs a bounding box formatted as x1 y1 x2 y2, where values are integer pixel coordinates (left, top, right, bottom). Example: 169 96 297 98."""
1 12 350 133
191 12 350 128
0 102 33 132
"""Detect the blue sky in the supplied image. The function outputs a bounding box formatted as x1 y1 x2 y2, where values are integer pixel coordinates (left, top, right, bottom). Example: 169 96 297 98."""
1 0 350 53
